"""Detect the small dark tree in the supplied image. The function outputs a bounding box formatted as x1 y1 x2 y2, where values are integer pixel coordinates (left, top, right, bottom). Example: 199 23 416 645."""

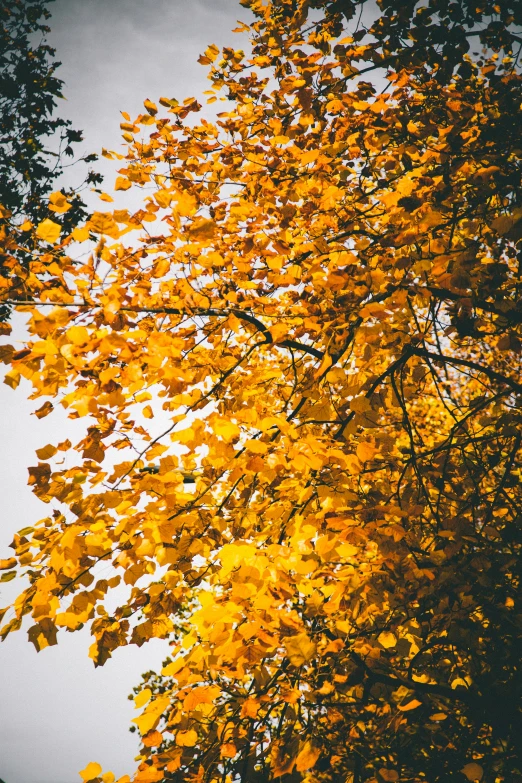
0 0 100 320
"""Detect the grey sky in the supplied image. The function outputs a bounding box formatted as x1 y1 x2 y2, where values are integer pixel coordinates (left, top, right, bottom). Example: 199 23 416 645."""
0 2 249 781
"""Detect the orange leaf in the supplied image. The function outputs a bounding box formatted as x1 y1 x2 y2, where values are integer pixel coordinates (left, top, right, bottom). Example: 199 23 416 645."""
176 729 198 747
284 633 316 667
461 763 484 781
142 730 163 747
35 444 57 460
295 742 320 772
220 742 237 758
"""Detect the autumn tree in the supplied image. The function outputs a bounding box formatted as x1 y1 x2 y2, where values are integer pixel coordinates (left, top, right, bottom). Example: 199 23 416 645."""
1 1 522 782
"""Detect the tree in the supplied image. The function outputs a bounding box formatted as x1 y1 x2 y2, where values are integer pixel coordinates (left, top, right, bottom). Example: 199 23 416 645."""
0 0 100 322
1 0 522 781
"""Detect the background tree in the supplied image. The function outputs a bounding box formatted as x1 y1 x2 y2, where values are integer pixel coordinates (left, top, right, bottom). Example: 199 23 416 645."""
1 1 522 782
0 0 100 322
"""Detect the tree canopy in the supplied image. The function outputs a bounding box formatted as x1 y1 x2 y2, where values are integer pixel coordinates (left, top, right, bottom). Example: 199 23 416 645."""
1 1 522 781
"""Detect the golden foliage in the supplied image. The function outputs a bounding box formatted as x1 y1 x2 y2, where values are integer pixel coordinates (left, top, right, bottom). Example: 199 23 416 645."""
1 1 522 781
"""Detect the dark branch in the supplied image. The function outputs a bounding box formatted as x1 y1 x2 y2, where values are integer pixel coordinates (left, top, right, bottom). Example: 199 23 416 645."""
4 300 323 359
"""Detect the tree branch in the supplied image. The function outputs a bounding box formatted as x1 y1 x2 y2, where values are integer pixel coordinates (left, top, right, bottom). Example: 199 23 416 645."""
3 299 324 359
412 347 522 395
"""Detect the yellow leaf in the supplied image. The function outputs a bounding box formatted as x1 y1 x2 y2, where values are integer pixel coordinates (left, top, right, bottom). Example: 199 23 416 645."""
356 442 376 462
132 695 170 735
115 177 132 191
188 218 216 241
67 326 90 345
55 612 83 630
35 444 57 460
349 396 371 413
176 729 198 747
451 677 469 689
244 439 268 454
313 352 332 379
142 405 154 419
135 392 152 402
3 368 20 389
295 741 320 772
154 190 172 209
102 774 115 783
88 212 119 237
34 401 53 419
183 685 220 711
213 418 240 442
284 632 316 667
378 631 397 648
268 322 288 342
161 659 185 680
36 218 61 244
205 44 220 62
218 543 257 575
71 225 91 242
300 149 320 165
173 190 197 216
173 426 195 444
134 688 152 708
398 698 422 712
79 762 102 782
299 112 315 126
420 210 444 228
336 542 358 558
461 763 484 781
144 98 158 115
0 558 16 570
49 191 71 213
159 96 179 109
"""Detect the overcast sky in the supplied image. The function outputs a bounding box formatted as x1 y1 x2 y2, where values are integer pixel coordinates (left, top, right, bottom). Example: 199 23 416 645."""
0 2 250 782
